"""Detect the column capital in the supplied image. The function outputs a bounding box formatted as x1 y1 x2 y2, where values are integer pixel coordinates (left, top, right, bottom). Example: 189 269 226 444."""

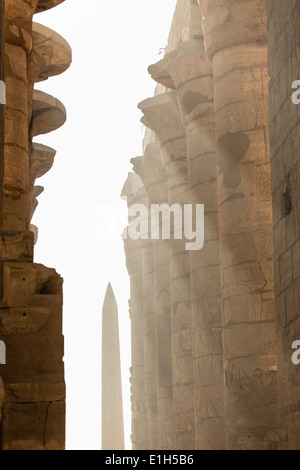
198 0 267 60
149 39 213 124
31 89 66 138
35 0 65 13
5 0 64 51
30 22 72 83
131 143 167 205
30 184 43 220
149 39 211 88
138 92 185 145
29 143 56 190
121 172 144 206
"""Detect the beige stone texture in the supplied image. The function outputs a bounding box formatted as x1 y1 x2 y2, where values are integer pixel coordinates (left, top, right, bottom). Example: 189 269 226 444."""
132 143 172 450
199 0 277 450
0 0 70 450
149 34 226 449
123 0 300 452
268 0 300 450
122 174 148 450
139 92 195 450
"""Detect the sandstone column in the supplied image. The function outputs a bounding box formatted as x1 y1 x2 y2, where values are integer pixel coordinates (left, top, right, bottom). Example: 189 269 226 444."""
149 36 226 450
0 376 4 418
199 0 277 449
0 0 4 226
268 0 300 450
131 141 172 449
102 283 125 450
0 0 70 450
139 93 195 450
122 174 148 450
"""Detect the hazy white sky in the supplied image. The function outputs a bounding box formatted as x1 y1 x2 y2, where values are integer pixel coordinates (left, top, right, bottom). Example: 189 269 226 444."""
33 0 177 450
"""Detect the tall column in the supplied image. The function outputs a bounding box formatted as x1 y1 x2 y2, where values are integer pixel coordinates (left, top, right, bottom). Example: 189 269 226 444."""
268 0 300 450
122 174 148 450
131 142 172 449
149 36 226 450
0 377 4 420
0 0 4 226
102 283 125 450
199 0 277 449
0 0 70 450
139 93 195 450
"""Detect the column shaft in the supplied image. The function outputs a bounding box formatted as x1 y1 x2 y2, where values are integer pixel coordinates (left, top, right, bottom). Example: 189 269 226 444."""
199 0 277 449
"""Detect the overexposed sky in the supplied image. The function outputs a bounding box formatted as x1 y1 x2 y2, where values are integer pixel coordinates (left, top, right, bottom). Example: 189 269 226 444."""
33 0 177 450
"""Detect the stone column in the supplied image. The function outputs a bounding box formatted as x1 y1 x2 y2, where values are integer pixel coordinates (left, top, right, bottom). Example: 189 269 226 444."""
198 0 277 449
149 36 226 450
141 238 157 450
4 1 32 231
122 174 148 450
0 0 70 450
102 283 125 450
0 377 4 421
0 0 4 226
131 141 172 449
268 0 300 450
139 93 195 450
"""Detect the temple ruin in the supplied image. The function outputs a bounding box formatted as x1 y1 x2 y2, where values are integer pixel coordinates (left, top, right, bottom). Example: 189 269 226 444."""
123 0 300 451
0 0 300 452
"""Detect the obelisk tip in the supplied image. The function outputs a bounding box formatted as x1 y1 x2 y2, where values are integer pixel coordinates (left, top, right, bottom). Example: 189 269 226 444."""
103 282 117 310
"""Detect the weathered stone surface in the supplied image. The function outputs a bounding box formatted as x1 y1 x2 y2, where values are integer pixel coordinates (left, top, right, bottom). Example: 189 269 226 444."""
198 0 277 450
139 92 195 450
268 0 300 450
132 143 171 450
0 231 34 262
0 0 69 450
0 376 4 422
31 23 72 83
122 174 148 450
31 90 66 138
123 0 299 452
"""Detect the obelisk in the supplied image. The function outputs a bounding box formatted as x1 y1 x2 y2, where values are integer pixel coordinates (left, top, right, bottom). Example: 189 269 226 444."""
102 283 125 450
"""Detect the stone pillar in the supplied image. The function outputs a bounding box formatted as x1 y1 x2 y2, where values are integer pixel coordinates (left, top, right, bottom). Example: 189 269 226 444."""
268 0 300 450
0 0 4 226
149 36 226 449
0 377 4 420
102 283 125 450
139 93 195 450
122 174 148 450
141 238 157 450
199 0 277 449
0 0 70 450
131 141 171 449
